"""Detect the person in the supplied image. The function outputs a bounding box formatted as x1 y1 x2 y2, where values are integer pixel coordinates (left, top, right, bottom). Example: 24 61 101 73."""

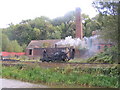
43 49 47 58
15 55 19 59
71 48 75 59
1 56 3 60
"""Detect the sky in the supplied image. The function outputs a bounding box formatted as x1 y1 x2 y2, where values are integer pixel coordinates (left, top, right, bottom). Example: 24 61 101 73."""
0 0 98 28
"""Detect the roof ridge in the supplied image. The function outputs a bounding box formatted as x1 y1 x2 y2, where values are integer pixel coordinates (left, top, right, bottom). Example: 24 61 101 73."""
26 39 62 48
31 39 62 41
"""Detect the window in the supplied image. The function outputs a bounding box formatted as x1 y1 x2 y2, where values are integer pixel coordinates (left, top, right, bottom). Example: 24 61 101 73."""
97 46 101 50
104 45 108 51
29 49 32 55
110 45 112 47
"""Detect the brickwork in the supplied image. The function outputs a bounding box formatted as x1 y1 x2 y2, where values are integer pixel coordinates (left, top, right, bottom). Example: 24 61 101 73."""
75 8 83 39
26 48 67 59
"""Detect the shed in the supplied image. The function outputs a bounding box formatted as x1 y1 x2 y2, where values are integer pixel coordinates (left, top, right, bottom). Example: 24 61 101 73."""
25 39 63 59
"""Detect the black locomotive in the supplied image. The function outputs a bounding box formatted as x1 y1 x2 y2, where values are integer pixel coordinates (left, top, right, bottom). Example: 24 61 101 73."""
40 48 75 62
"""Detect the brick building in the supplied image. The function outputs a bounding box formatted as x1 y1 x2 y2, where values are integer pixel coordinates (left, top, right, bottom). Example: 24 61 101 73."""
25 7 113 59
25 40 61 59
90 30 113 53
25 7 84 59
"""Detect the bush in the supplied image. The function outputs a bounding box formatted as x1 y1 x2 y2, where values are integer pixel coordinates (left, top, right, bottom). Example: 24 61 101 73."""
2 64 119 88
87 46 119 64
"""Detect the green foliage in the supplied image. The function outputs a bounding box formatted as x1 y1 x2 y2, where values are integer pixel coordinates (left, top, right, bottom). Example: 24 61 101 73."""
42 42 51 48
82 14 101 37
2 3 119 52
87 46 119 64
21 43 27 52
2 33 23 52
2 64 119 88
92 0 119 44
2 34 10 51
2 10 98 47
11 40 23 52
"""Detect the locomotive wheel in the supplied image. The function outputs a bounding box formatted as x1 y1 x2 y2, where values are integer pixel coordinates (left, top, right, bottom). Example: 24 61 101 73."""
42 60 44 62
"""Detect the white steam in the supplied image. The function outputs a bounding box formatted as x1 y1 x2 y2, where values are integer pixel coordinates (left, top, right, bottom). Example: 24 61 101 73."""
56 35 100 58
56 36 87 49
56 35 100 50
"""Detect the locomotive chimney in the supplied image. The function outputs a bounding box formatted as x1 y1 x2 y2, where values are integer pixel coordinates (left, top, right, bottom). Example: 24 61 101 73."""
75 7 83 39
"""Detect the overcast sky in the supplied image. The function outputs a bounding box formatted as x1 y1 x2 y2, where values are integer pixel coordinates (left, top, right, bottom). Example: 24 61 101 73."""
0 0 98 28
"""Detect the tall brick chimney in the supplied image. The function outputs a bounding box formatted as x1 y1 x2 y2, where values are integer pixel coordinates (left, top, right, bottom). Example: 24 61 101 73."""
75 7 83 39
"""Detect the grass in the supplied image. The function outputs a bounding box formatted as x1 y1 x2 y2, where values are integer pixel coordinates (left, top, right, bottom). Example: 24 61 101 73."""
69 58 88 63
1 64 119 88
20 59 40 62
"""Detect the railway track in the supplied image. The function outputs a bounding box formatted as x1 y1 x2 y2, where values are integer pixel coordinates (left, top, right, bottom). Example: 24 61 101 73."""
1 59 117 68
0 59 117 64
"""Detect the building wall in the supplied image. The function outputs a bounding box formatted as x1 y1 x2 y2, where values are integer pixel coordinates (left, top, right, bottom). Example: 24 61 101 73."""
26 43 113 59
95 44 113 53
26 48 68 59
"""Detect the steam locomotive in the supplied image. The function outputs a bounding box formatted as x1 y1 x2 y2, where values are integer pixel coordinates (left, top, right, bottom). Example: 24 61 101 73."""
40 47 75 62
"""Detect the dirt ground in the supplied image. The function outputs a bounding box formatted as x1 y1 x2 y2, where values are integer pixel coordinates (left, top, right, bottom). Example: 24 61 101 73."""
1 60 117 68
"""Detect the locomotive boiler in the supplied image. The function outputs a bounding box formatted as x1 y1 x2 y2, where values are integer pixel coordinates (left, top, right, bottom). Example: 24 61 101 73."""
40 47 75 62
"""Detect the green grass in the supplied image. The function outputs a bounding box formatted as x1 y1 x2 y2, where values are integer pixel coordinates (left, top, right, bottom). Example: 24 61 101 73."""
2 64 119 88
69 58 88 63
20 59 40 62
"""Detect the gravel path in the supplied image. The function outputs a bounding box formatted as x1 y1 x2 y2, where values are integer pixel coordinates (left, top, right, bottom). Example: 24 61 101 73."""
0 78 48 88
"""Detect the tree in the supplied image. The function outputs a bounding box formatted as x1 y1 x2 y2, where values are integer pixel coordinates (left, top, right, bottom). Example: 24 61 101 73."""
2 34 10 51
92 0 119 43
82 13 101 37
11 40 23 52
6 43 14 52
21 43 27 52
11 24 33 45
33 28 41 40
51 11 76 39
2 33 23 52
2 9 111 51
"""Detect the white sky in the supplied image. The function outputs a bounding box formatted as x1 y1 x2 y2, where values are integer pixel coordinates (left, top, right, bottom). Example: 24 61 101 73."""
0 0 98 28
